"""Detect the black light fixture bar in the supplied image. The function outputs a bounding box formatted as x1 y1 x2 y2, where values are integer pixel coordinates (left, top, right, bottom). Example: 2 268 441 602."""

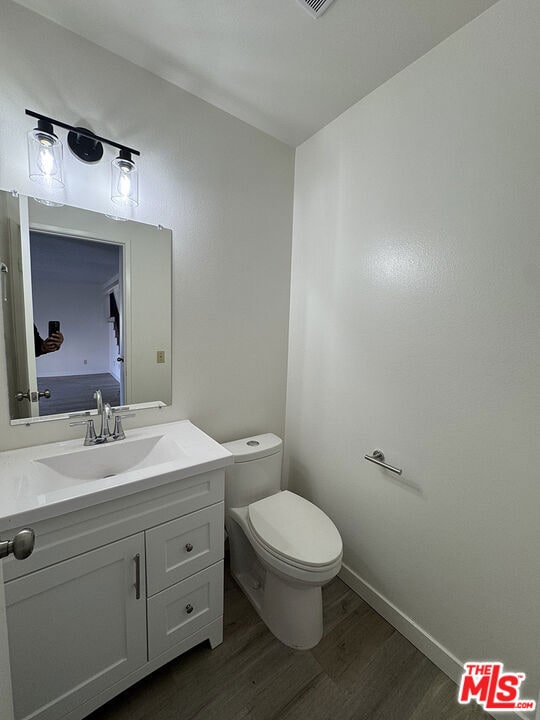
25 109 140 157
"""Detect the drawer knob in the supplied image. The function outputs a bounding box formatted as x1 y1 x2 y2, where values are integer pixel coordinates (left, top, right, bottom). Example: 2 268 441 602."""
185 543 193 553
186 603 194 615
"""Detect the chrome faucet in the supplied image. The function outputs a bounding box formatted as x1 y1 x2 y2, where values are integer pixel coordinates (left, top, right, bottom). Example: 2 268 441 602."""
94 390 112 439
70 389 134 445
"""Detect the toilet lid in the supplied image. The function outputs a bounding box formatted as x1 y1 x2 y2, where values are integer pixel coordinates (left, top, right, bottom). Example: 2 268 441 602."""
248 491 342 568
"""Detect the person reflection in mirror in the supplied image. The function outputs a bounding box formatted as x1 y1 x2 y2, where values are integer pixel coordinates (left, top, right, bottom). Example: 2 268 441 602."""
34 325 64 357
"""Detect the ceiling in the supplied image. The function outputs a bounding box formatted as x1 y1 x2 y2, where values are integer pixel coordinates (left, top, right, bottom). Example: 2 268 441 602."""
30 232 120 285
15 0 500 146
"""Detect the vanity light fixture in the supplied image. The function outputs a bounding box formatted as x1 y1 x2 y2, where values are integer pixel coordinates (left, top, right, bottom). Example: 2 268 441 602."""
25 110 140 207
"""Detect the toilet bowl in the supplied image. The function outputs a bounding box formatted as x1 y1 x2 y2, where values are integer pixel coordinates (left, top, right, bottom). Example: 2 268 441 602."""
223 434 342 650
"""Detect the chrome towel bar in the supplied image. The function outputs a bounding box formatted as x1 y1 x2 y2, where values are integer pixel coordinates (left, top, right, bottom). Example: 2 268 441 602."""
364 449 402 476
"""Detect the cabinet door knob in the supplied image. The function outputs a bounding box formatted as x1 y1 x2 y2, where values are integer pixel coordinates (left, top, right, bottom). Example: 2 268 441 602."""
0 528 35 560
185 543 193 552
185 603 194 615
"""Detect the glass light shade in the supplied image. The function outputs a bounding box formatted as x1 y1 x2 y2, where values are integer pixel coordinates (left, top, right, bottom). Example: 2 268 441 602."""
111 155 138 207
27 128 64 189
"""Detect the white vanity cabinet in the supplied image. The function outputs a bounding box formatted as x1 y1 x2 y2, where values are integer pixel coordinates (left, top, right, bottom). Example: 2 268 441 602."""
2 468 225 720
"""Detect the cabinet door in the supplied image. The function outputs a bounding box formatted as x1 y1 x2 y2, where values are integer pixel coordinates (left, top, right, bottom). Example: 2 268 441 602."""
5 534 146 720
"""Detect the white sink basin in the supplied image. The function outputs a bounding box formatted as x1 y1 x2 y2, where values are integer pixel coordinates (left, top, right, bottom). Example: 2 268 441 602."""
35 434 184 481
0 420 233 528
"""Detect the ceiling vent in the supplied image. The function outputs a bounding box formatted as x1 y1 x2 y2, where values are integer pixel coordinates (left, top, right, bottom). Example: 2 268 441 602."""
297 0 337 19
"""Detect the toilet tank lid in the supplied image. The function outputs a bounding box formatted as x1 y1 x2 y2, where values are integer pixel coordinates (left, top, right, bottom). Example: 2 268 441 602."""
222 433 282 462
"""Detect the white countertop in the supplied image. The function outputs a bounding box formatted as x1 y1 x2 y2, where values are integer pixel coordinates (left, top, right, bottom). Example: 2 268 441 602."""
0 420 233 529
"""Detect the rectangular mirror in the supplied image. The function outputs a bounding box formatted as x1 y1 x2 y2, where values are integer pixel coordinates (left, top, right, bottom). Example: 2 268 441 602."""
0 190 172 424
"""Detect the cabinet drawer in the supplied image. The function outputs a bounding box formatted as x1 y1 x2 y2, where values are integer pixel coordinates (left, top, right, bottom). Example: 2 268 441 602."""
146 502 224 595
147 561 223 660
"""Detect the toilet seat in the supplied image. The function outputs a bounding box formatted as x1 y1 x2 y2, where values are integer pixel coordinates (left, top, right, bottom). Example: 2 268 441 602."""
248 491 342 570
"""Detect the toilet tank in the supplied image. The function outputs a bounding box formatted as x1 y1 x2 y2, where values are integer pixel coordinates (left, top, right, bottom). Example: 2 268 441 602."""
222 433 283 510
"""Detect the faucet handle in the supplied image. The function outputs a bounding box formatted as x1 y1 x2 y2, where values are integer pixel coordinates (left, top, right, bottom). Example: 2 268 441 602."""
112 413 135 441
69 418 97 446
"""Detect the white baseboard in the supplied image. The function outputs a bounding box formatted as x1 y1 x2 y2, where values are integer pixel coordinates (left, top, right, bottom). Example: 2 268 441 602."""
339 563 529 720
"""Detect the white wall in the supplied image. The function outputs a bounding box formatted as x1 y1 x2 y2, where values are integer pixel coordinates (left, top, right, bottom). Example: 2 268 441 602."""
33 279 110 377
286 0 540 704
0 0 294 450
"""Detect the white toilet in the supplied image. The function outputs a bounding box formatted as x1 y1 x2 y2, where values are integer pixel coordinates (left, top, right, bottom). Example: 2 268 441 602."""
222 433 343 650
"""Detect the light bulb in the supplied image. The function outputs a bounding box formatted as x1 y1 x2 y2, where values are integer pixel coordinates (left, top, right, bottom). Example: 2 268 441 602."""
117 166 132 198
38 144 56 178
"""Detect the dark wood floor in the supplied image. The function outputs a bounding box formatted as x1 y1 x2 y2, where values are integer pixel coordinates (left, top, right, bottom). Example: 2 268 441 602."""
37 373 120 415
87 568 491 720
